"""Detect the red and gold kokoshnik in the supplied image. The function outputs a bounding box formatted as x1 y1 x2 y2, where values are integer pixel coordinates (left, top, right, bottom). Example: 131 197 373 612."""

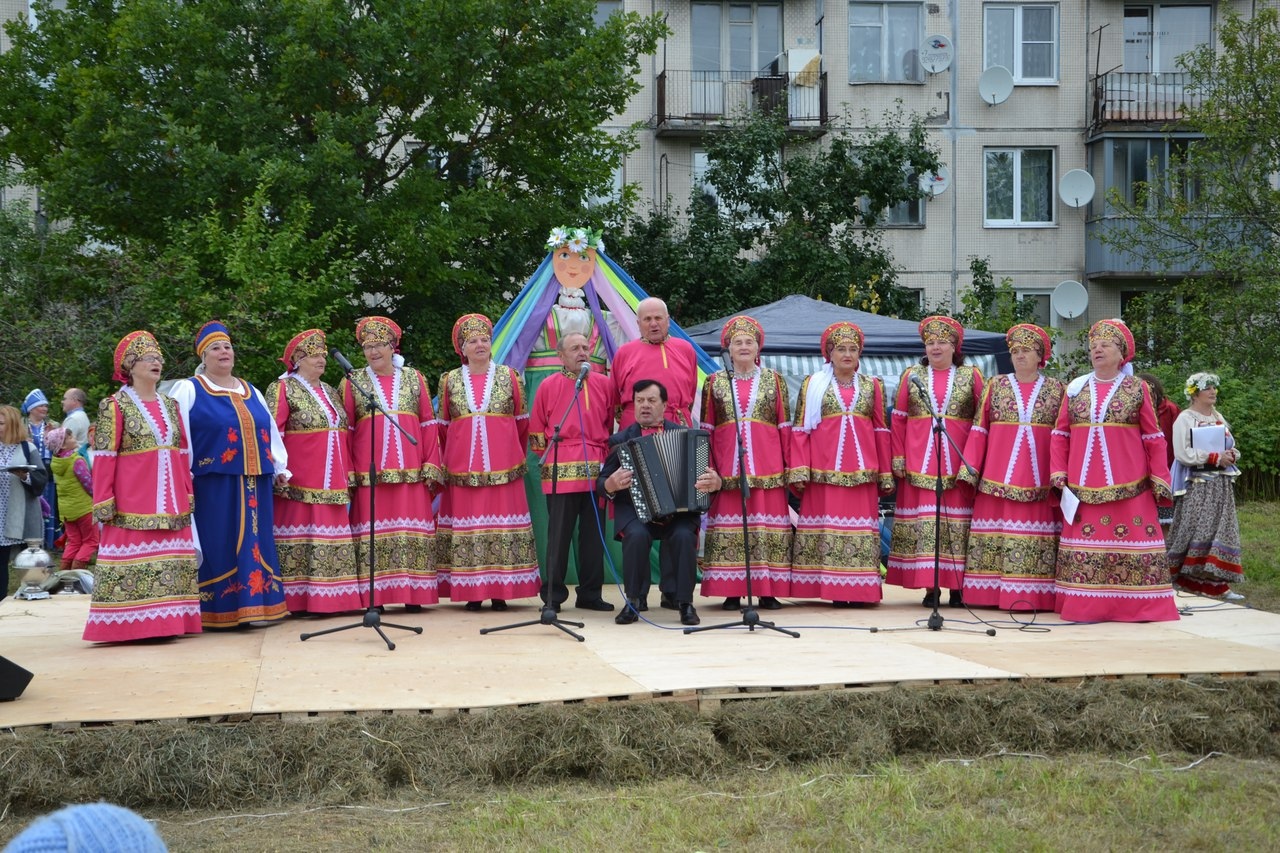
918 315 963 351
719 315 764 349
113 330 163 382
355 316 402 348
1006 323 1051 367
820 321 864 359
452 313 493 357
282 329 327 367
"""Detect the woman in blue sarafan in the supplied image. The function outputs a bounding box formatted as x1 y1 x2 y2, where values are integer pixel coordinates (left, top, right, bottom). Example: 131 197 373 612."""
172 321 290 629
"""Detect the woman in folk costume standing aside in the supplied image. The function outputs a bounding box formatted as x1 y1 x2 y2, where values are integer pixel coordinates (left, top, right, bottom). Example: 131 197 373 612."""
1049 319 1179 622
700 315 791 610
83 332 202 642
172 321 289 629
436 314 540 611
958 324 1064 611
1166 372 1245 600
340 316 443 612
888 316 984 608
789 321 894 606
264 329 361 614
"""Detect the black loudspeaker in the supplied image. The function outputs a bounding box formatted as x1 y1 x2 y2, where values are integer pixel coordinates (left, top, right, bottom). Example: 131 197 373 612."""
0 655 34 701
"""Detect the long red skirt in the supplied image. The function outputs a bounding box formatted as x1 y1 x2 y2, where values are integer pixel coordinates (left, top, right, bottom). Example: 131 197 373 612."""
790 482 882 603
1055 493 1179 623
436 480 540 602
274 497 363 613
83 525 203 643
964 491 1059 611
701 486 792 598
349 481 438 606
887 480 973 591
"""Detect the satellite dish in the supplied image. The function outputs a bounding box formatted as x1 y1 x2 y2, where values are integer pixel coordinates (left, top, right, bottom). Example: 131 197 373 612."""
978 65 1014 106
918 34 954 74
1051 280 1089 320
919 165 951 197
1058 169 1097 207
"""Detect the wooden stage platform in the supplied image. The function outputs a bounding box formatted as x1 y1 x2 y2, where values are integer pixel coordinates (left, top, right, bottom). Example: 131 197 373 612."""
2 588 1278 729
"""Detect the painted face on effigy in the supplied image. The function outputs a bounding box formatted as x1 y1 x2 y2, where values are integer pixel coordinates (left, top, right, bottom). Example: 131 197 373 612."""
552 248 596 290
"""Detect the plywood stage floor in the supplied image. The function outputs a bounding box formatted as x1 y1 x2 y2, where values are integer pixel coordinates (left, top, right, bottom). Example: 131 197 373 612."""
2 587 1279 729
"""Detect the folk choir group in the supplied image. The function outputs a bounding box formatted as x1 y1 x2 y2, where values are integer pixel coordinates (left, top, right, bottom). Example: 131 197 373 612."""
76 299 1242 643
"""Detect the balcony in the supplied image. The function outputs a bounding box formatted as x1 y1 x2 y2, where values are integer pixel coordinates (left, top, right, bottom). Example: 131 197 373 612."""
1090 72 1204 135
1085 215 1249 279
655 69 829 137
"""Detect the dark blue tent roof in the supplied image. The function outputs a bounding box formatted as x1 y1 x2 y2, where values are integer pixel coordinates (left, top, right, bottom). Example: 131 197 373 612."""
686 294 1013 373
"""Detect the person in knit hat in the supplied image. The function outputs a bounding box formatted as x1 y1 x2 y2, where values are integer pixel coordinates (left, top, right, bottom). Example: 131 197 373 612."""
21 388 59 549
44 427 98 572
2 802 167 852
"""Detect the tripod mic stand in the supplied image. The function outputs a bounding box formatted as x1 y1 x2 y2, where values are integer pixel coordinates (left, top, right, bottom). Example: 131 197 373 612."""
302 351 423 650
686 355 798 638
874 372 993 637
483 367 591 642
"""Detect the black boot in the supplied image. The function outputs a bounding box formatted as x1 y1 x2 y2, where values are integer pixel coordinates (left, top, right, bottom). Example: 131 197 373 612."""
949 589 964 608
721 596 742 611
679 603 700 626
921 588 941 608
615 599 640 624
660 591 678 610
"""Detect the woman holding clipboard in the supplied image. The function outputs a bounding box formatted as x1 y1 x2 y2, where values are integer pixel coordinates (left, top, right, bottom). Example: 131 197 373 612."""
1166 372 1244 600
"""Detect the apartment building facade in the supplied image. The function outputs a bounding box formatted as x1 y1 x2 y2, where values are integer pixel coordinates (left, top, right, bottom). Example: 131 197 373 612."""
595 0 1253 340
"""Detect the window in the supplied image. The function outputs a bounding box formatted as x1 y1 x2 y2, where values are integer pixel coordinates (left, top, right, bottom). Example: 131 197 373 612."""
586 160 625 209
593 1 623 28
1016 292 1052 326
984 148 1055 226
692 3 783 78
984 4 1058 83
693 149 768 222
860 172 924 226
1103 137 1200 215
849 3 923 83
1123 5 1211 73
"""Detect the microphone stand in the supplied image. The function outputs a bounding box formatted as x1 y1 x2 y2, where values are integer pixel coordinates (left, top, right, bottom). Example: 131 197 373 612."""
686 353 799 638
302 353 423 650
875 372 993 636
482 366 589 641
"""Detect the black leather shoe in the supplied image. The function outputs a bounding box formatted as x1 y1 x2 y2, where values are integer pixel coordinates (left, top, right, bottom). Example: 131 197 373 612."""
490 599 508 612
660 592 678 610
721 597 742 611
575 599 615 611
921 589 941 608
615 600 640 624
637 597 649 612
948 589 964 608
463 601 483 612
679 603 700 626
404 604 423 613
758 596 782 610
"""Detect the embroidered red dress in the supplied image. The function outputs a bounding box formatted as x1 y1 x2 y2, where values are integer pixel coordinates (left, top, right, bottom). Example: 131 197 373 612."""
436 363 540 601
789 372 892 602
341 366 443 606
1050 374 1179 622
84 391 203 642
960 373 1064 610
888 364 983 590
700 368 793 598
266 374 360 612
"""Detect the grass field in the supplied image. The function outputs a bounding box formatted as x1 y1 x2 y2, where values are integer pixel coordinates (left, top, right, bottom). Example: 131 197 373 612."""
3 502 1278 850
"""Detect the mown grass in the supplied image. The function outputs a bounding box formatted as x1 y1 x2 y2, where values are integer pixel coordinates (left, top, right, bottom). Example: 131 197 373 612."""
1238 500 1280 611
43 755 1280 851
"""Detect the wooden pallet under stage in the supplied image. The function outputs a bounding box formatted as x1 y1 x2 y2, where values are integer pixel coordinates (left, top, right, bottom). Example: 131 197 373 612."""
2 587 1278 729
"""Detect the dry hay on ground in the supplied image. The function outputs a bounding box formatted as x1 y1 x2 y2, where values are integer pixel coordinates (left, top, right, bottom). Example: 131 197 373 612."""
2 677 1277 816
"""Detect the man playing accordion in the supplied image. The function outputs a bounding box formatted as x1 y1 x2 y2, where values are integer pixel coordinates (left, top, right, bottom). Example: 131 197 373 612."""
599 380 722 626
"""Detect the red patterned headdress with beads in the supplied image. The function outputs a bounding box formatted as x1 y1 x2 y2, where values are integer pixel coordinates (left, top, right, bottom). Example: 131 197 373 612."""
918 315 963 352
821 321 864 362
1006 323 1052 368
452 313 493 358
113 331 162 382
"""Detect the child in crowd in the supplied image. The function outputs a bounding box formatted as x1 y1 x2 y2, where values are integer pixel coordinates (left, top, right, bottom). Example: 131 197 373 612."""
45 427 98 571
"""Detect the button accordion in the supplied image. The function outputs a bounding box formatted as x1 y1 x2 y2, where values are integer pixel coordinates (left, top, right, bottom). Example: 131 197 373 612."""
616 428 714 522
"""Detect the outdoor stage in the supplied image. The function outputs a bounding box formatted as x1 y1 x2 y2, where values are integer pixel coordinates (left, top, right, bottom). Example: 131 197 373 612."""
2 587 1278 729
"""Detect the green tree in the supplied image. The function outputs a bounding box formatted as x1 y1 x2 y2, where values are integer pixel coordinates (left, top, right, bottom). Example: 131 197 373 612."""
951 256 1038 333
1093 9 1280 493
615 105 938 324
0 0 665 377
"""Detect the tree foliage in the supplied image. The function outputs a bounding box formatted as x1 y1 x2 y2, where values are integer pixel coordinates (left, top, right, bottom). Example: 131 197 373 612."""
949 256 1038 333
1094 9 1280 493
0 0 665 384
612 106 939 325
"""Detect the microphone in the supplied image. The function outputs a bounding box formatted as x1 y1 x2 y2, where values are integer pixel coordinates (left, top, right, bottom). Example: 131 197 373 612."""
720 348 733 372
331 348 357 375
575 361 591 390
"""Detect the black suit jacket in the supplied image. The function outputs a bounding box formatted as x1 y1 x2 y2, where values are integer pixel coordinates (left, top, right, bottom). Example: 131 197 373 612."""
597 419 686 534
